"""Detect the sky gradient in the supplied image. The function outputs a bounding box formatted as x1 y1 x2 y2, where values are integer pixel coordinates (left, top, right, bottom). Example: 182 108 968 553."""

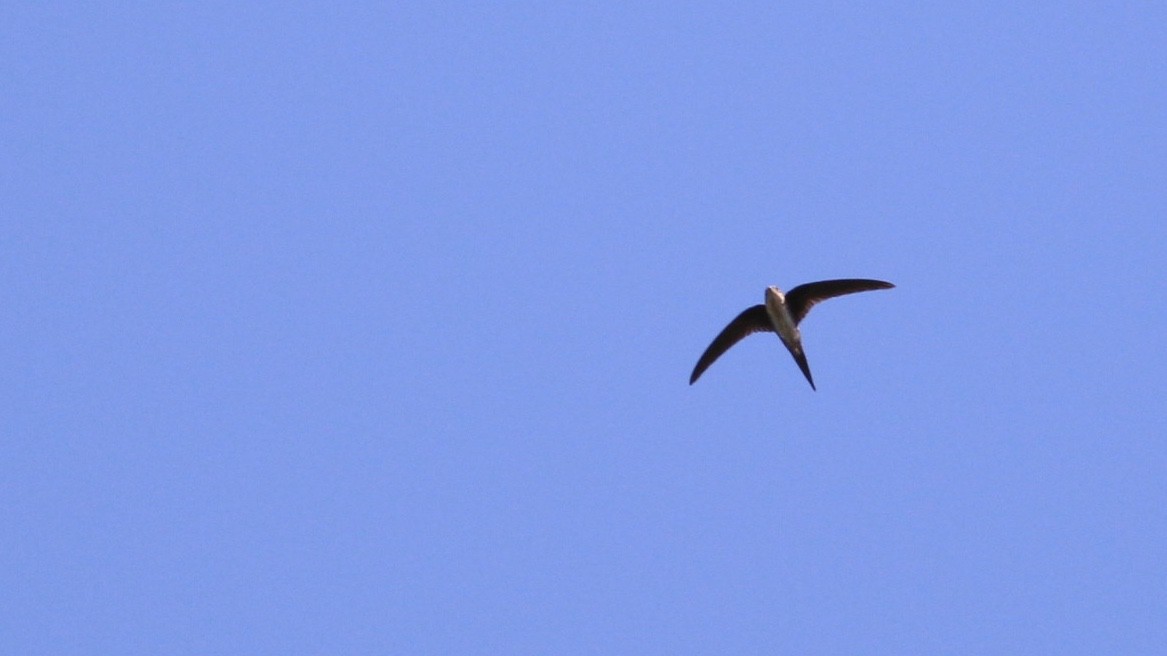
4 4 1165 653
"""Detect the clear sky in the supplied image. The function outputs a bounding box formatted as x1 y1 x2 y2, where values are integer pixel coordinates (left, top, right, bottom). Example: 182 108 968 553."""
4 3 1165 654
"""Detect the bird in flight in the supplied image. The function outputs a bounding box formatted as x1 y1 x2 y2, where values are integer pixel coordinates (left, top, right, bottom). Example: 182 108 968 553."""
689 279 894 390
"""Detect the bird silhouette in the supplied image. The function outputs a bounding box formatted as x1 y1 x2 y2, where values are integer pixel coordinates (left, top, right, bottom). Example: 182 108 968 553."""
690 279 894 390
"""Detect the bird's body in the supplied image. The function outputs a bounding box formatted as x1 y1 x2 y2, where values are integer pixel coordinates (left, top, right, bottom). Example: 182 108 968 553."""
762 286 815 389
689 279 894 390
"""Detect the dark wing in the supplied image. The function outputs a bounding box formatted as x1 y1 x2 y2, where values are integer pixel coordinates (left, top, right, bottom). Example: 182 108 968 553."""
785 279 895 325
689 305 773 385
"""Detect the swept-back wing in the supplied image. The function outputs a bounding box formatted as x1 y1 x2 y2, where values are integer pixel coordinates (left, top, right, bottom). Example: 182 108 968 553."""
689 305 772 384
785 279 894 325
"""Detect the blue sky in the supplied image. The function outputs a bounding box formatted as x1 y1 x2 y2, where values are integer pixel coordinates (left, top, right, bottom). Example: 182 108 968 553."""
4 3 1165 653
